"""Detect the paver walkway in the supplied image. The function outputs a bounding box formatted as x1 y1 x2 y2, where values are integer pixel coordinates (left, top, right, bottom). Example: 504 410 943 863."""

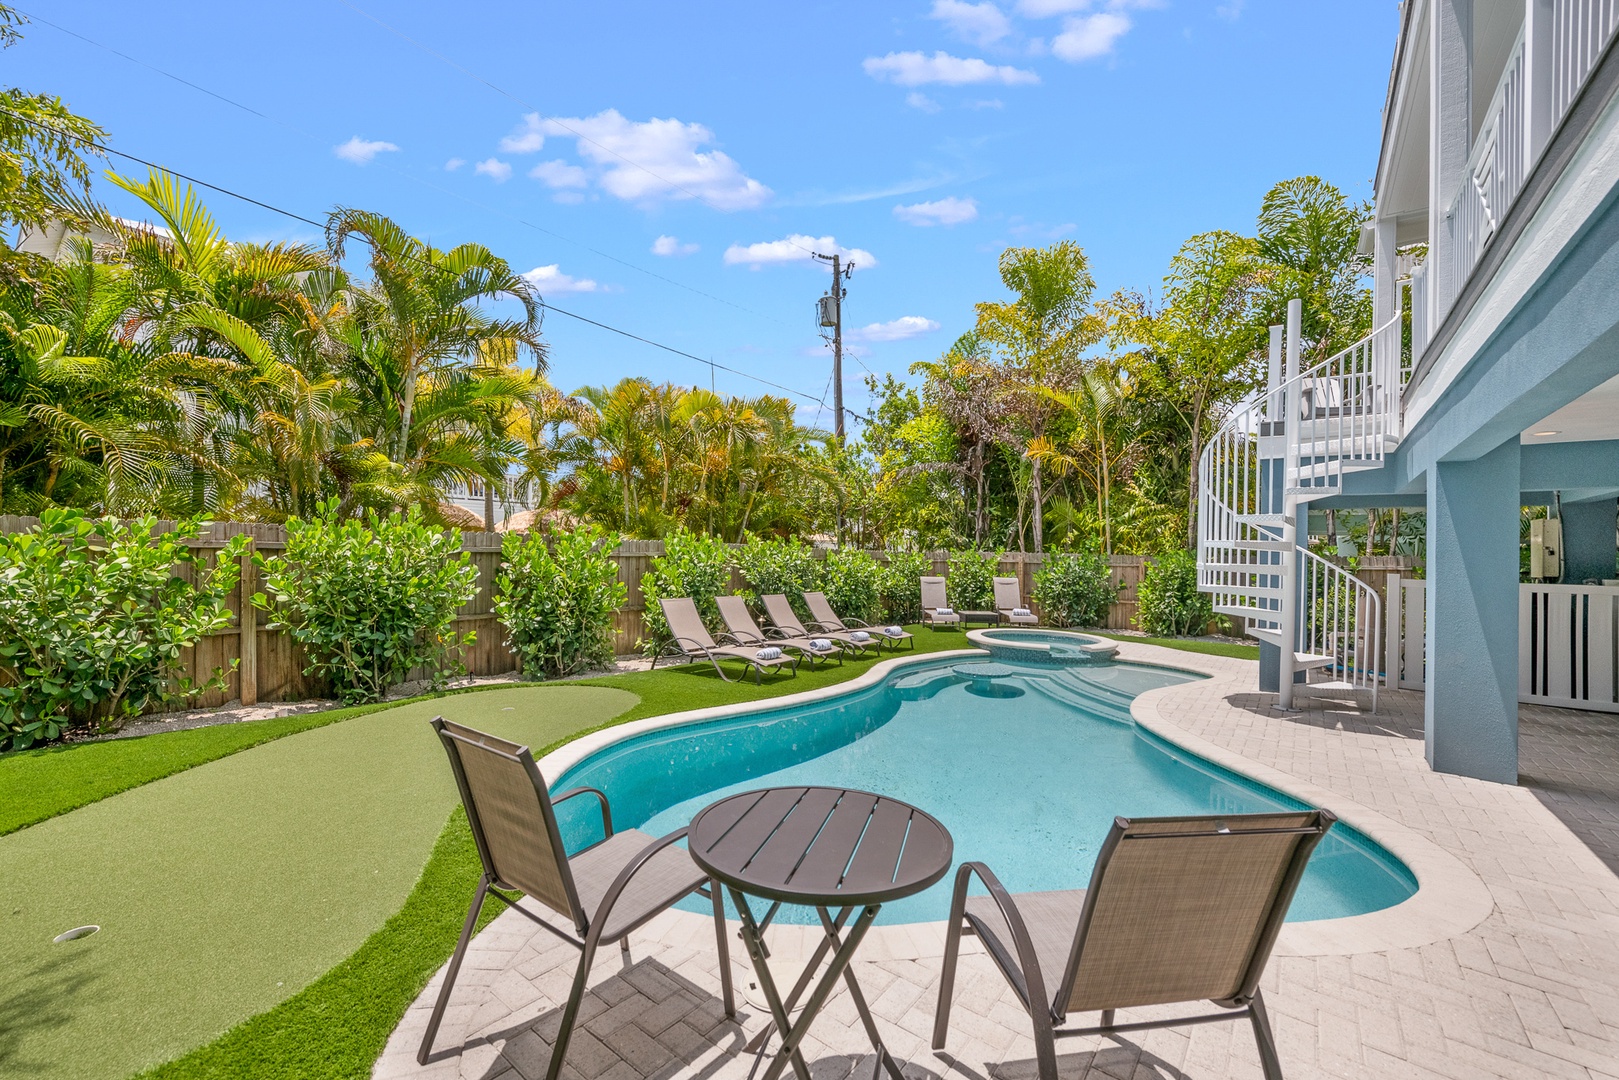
375 645 1619 1080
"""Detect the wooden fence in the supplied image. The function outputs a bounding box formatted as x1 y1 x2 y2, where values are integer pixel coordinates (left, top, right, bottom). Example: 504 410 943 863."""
0 514 1151 710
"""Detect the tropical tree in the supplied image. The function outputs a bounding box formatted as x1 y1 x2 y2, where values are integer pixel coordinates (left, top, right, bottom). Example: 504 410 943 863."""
973 241 1103 552
1028 364 1142 555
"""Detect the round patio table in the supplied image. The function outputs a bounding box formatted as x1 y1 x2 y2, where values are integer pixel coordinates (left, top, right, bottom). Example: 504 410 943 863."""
688 786 953 1080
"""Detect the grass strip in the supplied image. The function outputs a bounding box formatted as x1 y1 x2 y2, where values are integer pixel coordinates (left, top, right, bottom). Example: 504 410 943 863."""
132 807 493 1080
1089 631 1260 660
0 683 535 837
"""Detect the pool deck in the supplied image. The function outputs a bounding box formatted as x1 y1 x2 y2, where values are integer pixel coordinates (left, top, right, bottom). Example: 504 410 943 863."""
374 643 1619 1080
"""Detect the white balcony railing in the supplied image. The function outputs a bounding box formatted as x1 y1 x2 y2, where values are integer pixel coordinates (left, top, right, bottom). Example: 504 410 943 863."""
1441 27 1527 318
1554 0 1619 117
1428 4 1619 331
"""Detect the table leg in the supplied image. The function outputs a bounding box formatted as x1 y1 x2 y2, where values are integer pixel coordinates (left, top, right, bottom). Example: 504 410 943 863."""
815 907 905 1080
743 907 853 1055
729 888 883 1080
728 887 813 1080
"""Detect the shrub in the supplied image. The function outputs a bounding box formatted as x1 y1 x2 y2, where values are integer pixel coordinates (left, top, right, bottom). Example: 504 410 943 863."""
1136 550 1213 636
256 502 479 704
496 526 627 680
732 535 821 617
638 527 731 649
0 510 246 750
878 550 931 624
822 549 882 625
946 549 999 610
1034 552 1118 628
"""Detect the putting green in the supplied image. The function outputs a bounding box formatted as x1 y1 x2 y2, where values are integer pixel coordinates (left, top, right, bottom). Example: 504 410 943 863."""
0 685 638 1080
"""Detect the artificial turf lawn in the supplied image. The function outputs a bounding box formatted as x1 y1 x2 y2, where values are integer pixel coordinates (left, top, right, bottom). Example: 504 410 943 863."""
2 625 1237 1080
0 699 410 837
1089 631 1261 660
0 684 638 1080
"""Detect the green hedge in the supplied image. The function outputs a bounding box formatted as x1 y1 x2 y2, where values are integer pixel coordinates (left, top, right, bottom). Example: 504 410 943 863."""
496 526 627 678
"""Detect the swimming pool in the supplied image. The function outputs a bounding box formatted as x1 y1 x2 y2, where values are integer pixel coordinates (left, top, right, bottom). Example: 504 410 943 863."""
551 653 1417 925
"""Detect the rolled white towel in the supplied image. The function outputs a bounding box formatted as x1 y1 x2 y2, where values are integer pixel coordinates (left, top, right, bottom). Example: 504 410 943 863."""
850 630 872 642
755 646 783 660
934 607 956 616
809 638 833 651
883 626 905 637
1012 607 1032 617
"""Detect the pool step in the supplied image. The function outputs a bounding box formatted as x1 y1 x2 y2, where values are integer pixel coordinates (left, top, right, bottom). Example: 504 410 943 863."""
1025 675 1134 724
892 670 958 701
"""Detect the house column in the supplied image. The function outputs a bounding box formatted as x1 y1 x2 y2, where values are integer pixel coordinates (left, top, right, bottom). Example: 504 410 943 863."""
1560 498 1618 584
1426 437 1520 783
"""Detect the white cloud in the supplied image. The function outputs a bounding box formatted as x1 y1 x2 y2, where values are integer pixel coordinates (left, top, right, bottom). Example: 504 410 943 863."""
930 0 1011 45
969 98 1005 109
500 114 546 154
444 157 465 171
1216 0 1245 19
1016 0 1090 15
522 264 599 293
723 234 876 269
906 91 942 113
521 110 770 210
894 196 979 226
863 51 1039 87
651 234 699 257
847 316 941 343
333 136 399 165
475 157 513 182
1052 12 1131 60
529 159 589 188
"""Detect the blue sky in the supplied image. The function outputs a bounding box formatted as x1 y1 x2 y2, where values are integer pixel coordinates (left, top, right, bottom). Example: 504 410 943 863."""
8 1 1397 431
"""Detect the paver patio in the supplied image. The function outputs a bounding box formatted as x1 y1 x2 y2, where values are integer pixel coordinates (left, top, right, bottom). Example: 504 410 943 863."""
374 644 1619 1080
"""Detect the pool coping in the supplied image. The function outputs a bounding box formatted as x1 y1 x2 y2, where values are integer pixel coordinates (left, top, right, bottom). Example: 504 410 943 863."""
534 641 1494 961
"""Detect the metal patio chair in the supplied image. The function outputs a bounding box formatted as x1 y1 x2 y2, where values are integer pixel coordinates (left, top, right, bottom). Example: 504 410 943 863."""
993 576 1040 625
920 576 961 629
419 718 734 1080
715 594 842 668
934 810 1336 1080
803 590 913 651
760 593 872 656
651 596 798 683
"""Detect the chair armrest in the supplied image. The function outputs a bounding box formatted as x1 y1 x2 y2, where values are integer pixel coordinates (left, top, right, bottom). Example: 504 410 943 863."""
714 631 745 647
949 861 1053 1016
803 619 838 633
552 786 614 839
669 635 714 656
842 616 871 628
762 627 794 640
583 826 694 947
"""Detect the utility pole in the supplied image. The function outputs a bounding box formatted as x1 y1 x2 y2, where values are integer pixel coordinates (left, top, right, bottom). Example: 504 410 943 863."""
813 251 852 445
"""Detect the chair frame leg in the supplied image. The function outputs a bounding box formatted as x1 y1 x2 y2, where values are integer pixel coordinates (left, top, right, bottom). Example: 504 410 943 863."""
1249 989 1284 1080
417 875 490 1065
546 938 598 1080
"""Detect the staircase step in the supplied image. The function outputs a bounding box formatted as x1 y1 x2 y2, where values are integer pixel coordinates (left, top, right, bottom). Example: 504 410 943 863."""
1301 680 1366 695
1229 539 1291 551
1234 513 1287 526
1294 652 1336 669
1247 627 1283 647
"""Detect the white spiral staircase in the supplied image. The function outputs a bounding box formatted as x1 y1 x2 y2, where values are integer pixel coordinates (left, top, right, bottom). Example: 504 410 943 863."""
1197 303 1404 711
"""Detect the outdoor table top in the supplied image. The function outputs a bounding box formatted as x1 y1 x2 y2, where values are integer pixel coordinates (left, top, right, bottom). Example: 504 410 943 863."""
688 786 954 908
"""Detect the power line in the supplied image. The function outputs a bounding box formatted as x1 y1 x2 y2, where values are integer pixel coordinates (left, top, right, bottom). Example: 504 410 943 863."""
0 105 866 416
13 6 786 326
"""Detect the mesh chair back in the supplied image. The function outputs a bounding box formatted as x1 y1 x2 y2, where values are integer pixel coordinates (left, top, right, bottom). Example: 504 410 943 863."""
921 577 950 611
761 594 809 637
993 577 1023 611
661 597 720 652
716 595 766 644
1059 811 1332 1013
803 592 845 630
432 718 583 926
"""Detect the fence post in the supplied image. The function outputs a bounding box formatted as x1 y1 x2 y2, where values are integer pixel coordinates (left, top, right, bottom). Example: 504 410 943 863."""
238 539 258 706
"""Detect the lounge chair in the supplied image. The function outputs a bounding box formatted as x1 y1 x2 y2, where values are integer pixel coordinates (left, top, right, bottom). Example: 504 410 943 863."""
934 810 1336 1080
419 718 734 1079
803 590 913 651
993 576 1040 625
760 593 872 656
920 576 961 629
650 597 798 683
716 594 842 668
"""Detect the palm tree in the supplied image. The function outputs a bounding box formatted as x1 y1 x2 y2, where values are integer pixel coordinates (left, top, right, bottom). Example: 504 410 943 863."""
1029 365 1142 555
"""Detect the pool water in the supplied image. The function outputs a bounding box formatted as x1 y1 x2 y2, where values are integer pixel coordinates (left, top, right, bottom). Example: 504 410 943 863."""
552 657 1417 925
